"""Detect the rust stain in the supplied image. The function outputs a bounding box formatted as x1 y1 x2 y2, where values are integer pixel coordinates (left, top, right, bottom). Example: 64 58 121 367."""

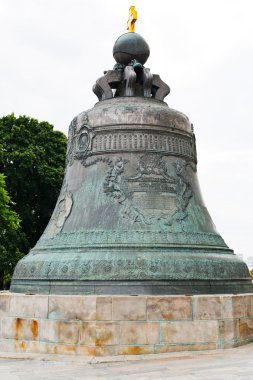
89 348 96 356
31 320 39 339
60 345 76 354
161 312 173 320
57 322 74 343
45 344 58 354
20 341 27 351
15 318 24 340
239 322 253 339
123 346 143 355
15 340 27 352
78 347 96 356
65 345 75 352
95 331 112 346
95 339 102 347
66 332 73 340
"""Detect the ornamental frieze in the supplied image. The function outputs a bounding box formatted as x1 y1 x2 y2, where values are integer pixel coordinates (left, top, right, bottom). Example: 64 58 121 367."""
66 115 197 166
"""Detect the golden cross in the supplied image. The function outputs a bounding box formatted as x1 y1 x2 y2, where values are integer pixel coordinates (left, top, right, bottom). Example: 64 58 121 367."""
127 5 137 32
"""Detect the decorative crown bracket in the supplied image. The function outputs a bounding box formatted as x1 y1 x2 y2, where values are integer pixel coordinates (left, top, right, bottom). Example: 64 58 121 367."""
93 64 170 102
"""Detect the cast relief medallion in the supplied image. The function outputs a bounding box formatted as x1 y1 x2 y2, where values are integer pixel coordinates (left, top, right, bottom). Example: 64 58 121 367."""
103 153 193 229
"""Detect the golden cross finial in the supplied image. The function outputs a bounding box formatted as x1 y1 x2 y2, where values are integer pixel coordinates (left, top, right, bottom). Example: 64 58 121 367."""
127 5 137 32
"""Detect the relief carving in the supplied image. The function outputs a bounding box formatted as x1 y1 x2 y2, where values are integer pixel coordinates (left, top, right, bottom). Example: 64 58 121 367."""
67 119 196 167
91 131 196 162
129 154 174 181
36 230 226 250
78 130 89 151
103 153 193 230
104 157 127 202
45 183 73 236
66 113 94 166
66 117 77 166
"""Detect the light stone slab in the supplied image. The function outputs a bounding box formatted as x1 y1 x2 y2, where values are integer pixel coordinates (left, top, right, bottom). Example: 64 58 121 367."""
160 320 218 344
48 295 96 321
147 296 192 321
0 293 10 317
194 296 222 319
39 319 80 344
112 296 146 320
9 294 48 318
0 293 252 357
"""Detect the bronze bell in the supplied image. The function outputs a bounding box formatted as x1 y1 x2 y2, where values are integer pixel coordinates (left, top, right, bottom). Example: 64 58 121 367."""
11 32 252 295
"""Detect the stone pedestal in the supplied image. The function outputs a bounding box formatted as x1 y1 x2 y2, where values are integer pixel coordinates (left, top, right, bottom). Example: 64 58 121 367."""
0 293 253 357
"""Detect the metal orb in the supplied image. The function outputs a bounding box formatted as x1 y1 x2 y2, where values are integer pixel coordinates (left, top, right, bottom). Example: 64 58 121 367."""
113 32 150 65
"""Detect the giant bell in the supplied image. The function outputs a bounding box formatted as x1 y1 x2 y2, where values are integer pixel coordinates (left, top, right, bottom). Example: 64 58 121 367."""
11 32 253 295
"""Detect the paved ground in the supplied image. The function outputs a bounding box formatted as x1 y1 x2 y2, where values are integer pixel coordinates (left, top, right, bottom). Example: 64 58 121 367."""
0 343 253 379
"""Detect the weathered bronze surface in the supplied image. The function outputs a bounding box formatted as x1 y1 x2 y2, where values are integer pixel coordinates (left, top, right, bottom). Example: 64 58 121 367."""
113 32 150 65
11 32 253 295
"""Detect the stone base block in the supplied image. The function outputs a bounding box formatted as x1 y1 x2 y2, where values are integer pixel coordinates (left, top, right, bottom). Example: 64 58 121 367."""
0 293 253 357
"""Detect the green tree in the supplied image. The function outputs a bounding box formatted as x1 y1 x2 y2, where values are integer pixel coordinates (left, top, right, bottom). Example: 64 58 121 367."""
250 269 253 278
0 114 67 256
0 174 24 288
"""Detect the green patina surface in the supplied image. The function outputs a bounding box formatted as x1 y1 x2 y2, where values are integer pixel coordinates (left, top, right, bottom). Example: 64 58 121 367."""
11 33 253 295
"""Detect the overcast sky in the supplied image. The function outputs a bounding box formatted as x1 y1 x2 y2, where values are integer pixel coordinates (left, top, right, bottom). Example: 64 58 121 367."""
0 0 253 259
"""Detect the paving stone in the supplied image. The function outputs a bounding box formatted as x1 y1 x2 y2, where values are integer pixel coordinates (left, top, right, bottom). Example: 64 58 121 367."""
0 343 253 379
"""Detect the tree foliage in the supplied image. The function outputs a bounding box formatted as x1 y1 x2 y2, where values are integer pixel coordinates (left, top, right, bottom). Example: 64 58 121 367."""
0 114 67 284
0 173 20 231
0 173 24 288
